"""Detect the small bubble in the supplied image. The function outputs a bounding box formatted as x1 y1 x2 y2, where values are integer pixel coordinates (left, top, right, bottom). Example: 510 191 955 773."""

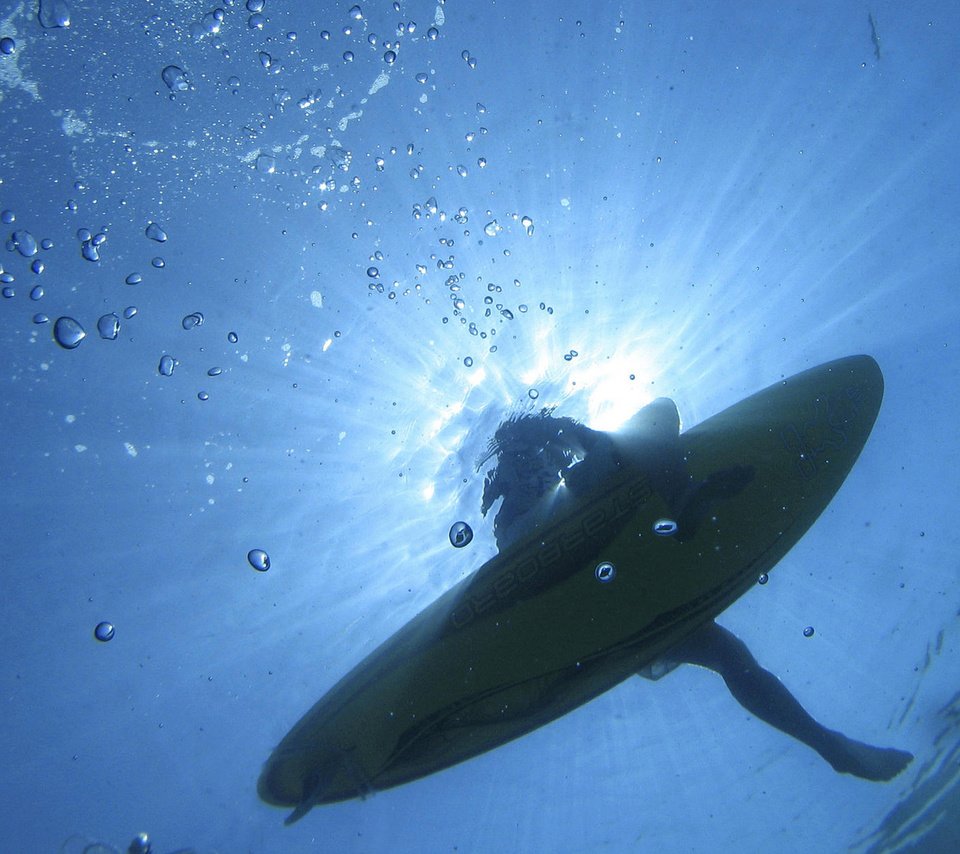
0 37 15 55
457 164 468 177
653 519 677 536
348 4 362 19
383 49 396 64
463 356 473 367
33 313 49 324
181 311 204 330
145 222 167 242
342 50 354 62
449 521 473 548
484 220 500 237
207 367 222 377
31 259 44 274
123 306 138 319
1 286 14 299
528 388 539 400
30 285 44 300
0 209 15 224
96 313 120 340
12 230 38 257
427 26 439 40
53 316 85 349
256 154 276 174
415 72 428 84
197 391 209 401
125 272 142 286
247 548 271 571
521 215 534 236
158 354 176 376
93 621 115 642
151 257 165 268
803 625 815 638
758 573 769 585
38 0 70 28
595 561 616 583
41 238 54 250
227 331 238 343
366 266 380 278
161 65 189 92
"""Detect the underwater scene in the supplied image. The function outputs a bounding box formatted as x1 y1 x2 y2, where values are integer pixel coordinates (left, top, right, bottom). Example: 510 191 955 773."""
1 1 958 852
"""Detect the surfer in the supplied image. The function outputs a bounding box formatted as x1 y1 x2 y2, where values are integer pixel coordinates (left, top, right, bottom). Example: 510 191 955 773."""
478 404 913 782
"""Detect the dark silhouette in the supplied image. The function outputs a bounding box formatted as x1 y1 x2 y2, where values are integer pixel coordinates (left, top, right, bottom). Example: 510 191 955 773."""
478 403 912 782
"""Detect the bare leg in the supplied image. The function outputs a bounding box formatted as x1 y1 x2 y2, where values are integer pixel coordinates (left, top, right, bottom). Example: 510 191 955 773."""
670 621 913 781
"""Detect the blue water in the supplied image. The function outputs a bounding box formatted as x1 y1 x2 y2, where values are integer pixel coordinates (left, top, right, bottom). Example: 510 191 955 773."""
2 2 958 852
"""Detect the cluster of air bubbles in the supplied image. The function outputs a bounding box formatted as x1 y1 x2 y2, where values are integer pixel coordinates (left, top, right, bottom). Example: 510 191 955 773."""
461 49 477 69
181 312 204 330
449 521 473 548
483 220 501 238
247 549 271 572
77 227 107 262
521 215 534 236
562 350 579 362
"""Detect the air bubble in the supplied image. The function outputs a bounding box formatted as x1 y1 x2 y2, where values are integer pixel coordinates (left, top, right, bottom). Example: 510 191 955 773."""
161 65 189 92
145 222 167 242
158 354 176 376
595 562 616 583
125 273 142 286
383 49 396 64
803 626 815 638
247 548 271 571
93 621 115 642
181 312 204 330
0 37 15 55
758 573 769 585
53 317 85 349
12 230 38 257
653 519 677 536
449 521 473 548
96 313 120 340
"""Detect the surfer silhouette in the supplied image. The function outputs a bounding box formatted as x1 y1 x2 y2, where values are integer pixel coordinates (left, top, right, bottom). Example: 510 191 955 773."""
478 401 913 782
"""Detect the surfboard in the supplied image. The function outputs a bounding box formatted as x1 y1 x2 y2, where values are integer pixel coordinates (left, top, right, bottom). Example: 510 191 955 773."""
258 354 884 823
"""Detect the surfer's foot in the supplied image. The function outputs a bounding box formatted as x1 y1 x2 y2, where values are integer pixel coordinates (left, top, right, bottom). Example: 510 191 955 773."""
823 733 913 781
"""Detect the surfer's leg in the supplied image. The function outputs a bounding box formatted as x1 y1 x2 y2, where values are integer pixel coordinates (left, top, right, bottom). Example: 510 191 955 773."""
674 621 912 781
